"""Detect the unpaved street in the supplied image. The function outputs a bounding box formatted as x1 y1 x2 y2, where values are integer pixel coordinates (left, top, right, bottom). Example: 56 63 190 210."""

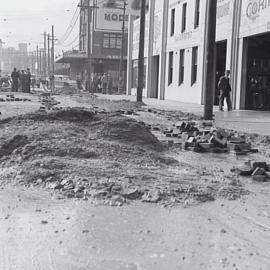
1 184 270 270
0 92 270 269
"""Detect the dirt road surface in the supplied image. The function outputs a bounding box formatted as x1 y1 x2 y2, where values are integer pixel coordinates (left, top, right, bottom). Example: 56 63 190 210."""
1 92 270 269
1 185 270 270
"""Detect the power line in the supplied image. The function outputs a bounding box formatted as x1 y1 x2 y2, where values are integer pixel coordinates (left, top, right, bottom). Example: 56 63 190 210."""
58 34 79 48
57 6 80 44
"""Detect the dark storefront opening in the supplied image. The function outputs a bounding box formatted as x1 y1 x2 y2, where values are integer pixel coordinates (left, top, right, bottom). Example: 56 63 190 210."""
150 55 159 98
246 33 270 110
215 41 227 105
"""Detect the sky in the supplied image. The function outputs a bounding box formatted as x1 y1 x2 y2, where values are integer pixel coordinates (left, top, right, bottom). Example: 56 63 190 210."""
0 0 80 55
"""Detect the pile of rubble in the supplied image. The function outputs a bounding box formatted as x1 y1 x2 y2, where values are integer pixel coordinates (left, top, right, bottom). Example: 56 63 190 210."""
232 161 270 182
0 94 31 102
39 93 61 112
151 120 258 155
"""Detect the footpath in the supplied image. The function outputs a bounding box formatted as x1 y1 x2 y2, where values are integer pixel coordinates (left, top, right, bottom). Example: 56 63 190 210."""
98 94 270 136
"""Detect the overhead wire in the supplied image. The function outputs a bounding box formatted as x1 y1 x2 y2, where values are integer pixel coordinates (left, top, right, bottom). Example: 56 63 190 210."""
59 34 80 48
57 6 80 44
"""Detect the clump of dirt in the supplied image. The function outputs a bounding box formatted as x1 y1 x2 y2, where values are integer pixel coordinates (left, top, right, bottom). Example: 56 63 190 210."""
0 135 29 158
100 115 163 151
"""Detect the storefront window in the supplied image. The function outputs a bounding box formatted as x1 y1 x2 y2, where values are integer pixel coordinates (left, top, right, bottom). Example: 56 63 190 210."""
191 46 198 85
103 33 122 49
179 49 185 85
168 51 174 85
194 0 200 28
182 3 187 33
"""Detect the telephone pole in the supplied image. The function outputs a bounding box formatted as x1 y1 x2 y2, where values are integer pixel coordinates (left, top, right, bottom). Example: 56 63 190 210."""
47 34 51 77
51 25 55 91
44 32 47 78
87 4 92 92
48 25 57 92
36 45 39 75
118 1 127 93
39 49 42 76
137 0 146 102
203 0 218 120
78 0 98 92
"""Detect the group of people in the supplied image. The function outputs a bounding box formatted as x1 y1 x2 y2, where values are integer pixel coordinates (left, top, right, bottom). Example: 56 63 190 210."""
11 68 31 93
80 73 113 94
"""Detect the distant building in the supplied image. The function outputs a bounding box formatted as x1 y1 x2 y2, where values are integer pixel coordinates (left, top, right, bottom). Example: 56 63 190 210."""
57 0 128 90
0 42 33 73
18 43 28 54
129 0 270 111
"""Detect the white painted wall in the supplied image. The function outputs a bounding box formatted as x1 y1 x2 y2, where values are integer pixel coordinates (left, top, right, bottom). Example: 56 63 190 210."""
163 0 206 103
129 0 270 109
240 0 270 38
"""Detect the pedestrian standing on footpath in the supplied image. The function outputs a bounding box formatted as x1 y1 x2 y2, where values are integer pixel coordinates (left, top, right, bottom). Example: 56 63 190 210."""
26 68 31 93
218 70 232 111
101 73 108 94
20 70 27 92
107 73 113 94
11 68 19 92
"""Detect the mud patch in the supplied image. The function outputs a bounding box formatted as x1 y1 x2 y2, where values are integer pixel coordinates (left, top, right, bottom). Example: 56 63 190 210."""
0 135 30 158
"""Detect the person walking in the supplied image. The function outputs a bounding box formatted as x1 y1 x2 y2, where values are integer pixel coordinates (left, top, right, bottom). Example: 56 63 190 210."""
20 70 27 92
11 68 19 92
218 70 232 111
107 73 113 94
101 73 108 94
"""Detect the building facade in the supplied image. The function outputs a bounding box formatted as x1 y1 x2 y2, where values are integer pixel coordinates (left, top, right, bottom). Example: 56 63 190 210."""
0 42 33 74
57 0 128 90
128 0 270 110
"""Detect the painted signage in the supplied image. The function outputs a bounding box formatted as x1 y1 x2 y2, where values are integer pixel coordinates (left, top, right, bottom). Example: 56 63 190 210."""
101 0 149 16
217 0 231 19
95 1 129 32
246 0 270 22
175 31 193 42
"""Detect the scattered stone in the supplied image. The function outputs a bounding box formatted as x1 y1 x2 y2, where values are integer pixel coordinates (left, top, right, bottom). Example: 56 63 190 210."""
142 190 161 203
252 167 265 176
41 220 48 224
251 161 267 170
122 189 142 200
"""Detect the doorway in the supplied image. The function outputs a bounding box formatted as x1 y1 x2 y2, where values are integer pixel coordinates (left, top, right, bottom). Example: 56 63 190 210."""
150 55 159 98
215 41 227 105
245 32 270 110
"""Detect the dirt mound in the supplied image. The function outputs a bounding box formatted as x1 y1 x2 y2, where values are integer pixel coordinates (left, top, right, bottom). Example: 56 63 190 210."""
0 106 249 207
0 108 95 125
99 115 163 151
0 135 29 158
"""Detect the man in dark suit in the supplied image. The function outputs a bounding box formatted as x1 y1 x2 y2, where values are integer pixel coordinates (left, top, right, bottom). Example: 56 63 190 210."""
11 68 19 92
218 70 232 111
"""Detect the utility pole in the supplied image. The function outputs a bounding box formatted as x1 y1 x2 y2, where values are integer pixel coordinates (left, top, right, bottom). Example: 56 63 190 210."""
51 25 55 92
137 0 146 102
36 45 39 76
203 0 218 120
118 1 127 93
39 49 42 76
87 3 92 92
31 51 35 74
44 32 47 78
47 34 51 77
78 0 98 92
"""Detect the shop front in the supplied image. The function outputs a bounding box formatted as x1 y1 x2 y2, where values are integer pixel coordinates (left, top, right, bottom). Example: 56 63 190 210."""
240 0 270 110
245 32 270 110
